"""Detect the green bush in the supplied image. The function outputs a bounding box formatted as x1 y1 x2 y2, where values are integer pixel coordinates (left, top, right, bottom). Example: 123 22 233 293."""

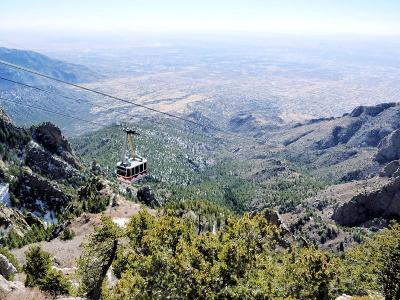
378 242 400 300
1 224 55 249
60 227 75 241
23 245 71 297
39 268 71 297
24 245 52 287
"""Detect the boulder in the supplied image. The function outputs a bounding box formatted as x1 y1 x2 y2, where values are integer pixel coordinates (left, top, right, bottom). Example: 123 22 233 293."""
375 129 400 164
137 186 160 207
0 254 17 280
0 274 23 295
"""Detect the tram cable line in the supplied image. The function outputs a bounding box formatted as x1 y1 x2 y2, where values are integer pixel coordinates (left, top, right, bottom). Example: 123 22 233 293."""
0 76 227 147
0 59 258 143
0 96 102 126
0 59 264 184
0 75 177 132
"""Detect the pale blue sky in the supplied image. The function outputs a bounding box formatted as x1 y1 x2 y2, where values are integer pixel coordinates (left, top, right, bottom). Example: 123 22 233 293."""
1 0 400 35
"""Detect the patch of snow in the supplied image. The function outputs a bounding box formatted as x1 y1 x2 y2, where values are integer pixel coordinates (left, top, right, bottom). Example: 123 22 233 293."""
0 183 10 206
29 140 42 149
107 267 118 287
35 199 46 210
43 210 58 224
212 221 217 235
112 217 129 228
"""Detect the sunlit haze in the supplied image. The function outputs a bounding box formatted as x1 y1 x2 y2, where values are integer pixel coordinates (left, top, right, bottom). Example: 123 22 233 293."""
1 0 400 36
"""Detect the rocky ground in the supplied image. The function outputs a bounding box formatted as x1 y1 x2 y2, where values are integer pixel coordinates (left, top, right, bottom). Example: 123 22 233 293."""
12 198 145 268
1 198 148 299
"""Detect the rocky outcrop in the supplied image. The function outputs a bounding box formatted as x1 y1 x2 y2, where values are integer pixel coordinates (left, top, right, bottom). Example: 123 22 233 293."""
361 128 392 147
32 122 82 169
0 109 31 149
315 120 363 150
258 209 289 234
350 103 396 118
11 170 71 214
0 254 17 280
0 274 24 296
375 129 400 163
0 206 30 237
0 205 46 237
137 186 160 208
333 177 400 226
25 141 79 181
380 160 400 178
0 108 13 125
250 209 291 248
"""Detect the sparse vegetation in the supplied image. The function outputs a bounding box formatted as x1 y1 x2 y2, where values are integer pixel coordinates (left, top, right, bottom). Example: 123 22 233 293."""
60 227 75 241
1 224 55 249
23 245 71 296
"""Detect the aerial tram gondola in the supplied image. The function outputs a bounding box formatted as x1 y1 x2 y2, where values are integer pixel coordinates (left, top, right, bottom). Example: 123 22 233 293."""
116 128 148 184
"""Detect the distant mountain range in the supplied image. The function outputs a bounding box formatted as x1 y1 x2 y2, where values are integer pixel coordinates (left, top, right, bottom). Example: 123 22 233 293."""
0 47 100 130
0 47 100 86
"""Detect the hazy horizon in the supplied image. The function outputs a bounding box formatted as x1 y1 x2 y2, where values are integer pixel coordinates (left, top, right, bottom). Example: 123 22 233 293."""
1 0 400 37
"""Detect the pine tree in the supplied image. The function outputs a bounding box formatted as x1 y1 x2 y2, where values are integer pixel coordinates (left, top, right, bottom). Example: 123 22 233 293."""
379 242 400 300
77 216 120 300
23 245 52 287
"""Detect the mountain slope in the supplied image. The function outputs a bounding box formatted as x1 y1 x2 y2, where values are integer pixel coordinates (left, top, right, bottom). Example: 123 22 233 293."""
0 47 101 130
0 107 87 246
0 47 100 86
270 102 400 181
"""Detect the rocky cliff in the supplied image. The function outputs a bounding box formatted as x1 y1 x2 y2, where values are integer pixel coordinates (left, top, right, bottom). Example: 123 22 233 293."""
272 102 400 181
0 108 85 241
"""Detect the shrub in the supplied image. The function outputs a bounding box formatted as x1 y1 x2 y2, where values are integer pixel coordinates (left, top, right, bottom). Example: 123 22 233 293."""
39 268 71 297
23 245 71 297
378 242 400 300
23 245 52 287
60 228 75 241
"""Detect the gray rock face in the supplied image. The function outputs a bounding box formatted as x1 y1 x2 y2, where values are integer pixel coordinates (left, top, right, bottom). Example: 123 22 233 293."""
380 160 400 178
0 274 24 296
0 254 17 280
375 129 400 163
333 177 400 226
137 186 160 208
32 122 82 169
11 170 71 214
0 205 46 238
350 103 396 118
25 141 79 181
